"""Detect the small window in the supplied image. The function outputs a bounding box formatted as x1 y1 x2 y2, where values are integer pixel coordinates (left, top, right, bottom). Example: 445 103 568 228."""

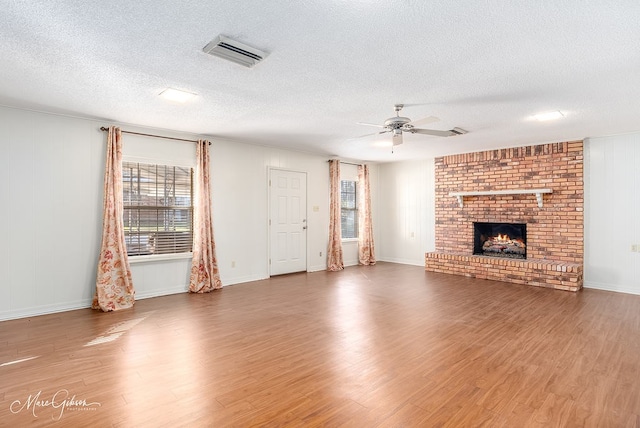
341 180 358 239
122 162 193 256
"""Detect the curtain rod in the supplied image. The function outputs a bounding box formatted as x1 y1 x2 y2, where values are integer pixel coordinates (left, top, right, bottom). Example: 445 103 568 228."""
99 127 210 145
327 160 361 166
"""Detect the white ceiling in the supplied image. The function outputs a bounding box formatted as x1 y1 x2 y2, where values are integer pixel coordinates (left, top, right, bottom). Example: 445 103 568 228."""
1 1 639 162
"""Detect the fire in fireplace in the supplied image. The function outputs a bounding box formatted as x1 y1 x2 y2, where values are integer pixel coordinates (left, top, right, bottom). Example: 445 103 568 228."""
473 222 527 259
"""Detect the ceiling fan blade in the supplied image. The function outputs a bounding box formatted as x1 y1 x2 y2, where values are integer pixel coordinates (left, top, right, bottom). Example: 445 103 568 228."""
412 128 458 137
392 131 403 146
347 129 390 141
408 116 440 127
357 122 385 128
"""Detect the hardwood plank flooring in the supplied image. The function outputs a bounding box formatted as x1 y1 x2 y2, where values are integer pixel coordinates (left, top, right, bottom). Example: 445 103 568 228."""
1 262 639 427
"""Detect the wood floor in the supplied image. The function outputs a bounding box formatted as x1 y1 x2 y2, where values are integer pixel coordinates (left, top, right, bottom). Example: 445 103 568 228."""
1 262 639 427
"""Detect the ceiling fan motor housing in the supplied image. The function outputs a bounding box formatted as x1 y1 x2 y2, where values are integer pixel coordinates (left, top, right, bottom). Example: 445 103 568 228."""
384 117 412 129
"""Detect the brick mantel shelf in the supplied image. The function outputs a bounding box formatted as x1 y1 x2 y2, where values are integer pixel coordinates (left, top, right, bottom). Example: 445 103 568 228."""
449 188 553 208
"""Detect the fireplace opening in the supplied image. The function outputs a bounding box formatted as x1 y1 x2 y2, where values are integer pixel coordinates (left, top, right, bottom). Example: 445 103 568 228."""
473 222 527 259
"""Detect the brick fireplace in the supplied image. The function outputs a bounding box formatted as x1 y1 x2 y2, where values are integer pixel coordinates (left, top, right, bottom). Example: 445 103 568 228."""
425 141 584 291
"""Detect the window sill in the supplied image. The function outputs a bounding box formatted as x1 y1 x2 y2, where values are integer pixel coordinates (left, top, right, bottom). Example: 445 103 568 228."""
341 238 358 243
128 252 193 264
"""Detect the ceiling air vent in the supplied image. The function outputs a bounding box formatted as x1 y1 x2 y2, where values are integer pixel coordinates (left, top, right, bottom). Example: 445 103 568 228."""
202 35 266 68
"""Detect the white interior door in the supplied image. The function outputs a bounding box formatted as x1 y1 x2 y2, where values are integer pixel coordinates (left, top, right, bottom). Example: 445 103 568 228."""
269 169 307 275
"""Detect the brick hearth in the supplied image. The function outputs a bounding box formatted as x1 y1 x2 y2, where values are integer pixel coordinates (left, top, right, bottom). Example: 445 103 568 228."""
426 141 584 291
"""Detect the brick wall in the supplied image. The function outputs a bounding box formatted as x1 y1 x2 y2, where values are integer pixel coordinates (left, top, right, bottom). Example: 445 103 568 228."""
426 141 584 291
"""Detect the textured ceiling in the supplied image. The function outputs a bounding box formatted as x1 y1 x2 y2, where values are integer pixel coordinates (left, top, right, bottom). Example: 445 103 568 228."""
1 1 639 162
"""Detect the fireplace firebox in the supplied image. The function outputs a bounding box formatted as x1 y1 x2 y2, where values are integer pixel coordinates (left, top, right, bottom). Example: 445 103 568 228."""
473 222 527 259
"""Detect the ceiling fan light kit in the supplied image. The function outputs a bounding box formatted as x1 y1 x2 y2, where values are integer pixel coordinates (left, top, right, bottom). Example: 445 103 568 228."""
392 128 403 146
356 104 467 146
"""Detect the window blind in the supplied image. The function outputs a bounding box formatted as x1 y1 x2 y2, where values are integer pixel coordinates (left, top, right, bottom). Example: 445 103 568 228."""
122 162 193 256
341 180 358 239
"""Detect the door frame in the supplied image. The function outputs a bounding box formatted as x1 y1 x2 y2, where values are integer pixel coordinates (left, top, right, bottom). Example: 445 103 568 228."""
267 167 308 276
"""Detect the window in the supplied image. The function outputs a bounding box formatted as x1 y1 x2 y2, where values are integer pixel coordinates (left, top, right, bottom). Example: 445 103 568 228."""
122 162 193 256
341 180 358 239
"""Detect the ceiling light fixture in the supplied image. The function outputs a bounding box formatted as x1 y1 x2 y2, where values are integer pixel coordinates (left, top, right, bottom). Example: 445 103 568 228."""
532 110 565 121
159 88 197 103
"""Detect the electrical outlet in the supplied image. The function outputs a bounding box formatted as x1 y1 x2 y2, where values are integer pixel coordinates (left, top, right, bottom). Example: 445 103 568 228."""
231 261 236 268
410 232 415 238
319 251 322 257
632 245 638 253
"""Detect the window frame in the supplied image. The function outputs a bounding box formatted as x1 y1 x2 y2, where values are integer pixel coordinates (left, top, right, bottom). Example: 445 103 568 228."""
340 179 358 240
121 161 194 260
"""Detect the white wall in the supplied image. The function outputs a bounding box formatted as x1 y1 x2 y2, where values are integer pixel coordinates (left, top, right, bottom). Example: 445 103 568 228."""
584 134 640 295
0 106 334 320
212 138 330 280
0 107 104 320
376 159 436 265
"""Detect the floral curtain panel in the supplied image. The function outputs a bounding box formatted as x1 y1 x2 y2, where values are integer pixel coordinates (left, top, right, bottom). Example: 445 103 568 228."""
327 159 344 271
92 126 135 312
189 140 223 293
358 164 376 265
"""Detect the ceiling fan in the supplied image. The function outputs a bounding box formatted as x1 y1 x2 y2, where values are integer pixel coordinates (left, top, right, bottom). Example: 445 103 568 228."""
357 104 467 146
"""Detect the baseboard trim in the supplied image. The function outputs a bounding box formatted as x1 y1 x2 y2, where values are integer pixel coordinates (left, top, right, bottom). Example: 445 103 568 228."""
584 280 640 295
223 274 269 286
377 257 424 267
0 299 92 322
